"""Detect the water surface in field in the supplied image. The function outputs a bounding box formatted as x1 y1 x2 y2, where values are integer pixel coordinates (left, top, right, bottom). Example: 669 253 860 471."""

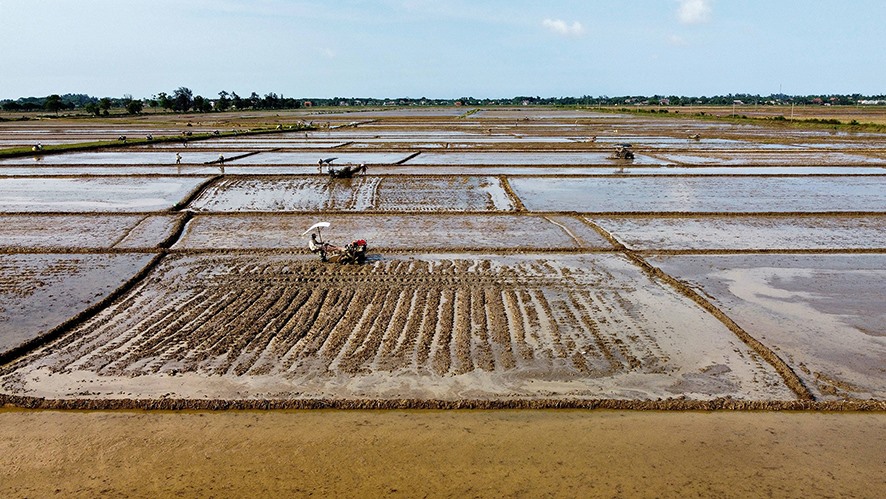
509 176 886 212
0 151 250 165
0 176 209 212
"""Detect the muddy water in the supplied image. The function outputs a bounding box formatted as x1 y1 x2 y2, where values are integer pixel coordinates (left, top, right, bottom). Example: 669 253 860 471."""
0 151 250 165
1 410 883 497
0 176 210 212
2 164 883 176
511 176 886 212
0 253 156 356
175 213 611 250
650 254 886 400
404 151 665 165
596 216 886 250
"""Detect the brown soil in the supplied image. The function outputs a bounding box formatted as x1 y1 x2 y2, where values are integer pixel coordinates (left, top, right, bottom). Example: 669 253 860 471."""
2 409 884 497
1 253 794 402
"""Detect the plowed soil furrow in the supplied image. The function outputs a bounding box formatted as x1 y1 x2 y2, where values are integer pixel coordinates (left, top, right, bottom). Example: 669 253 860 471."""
105 288 215 361
503 289 535 362
230 287 296 376
143 291 224 371
451 287 473 374
604 293 647 370
115 290 209 365
412 289 440 372
183 288 266 370
431 288 455 375
99 290 210 374
188 288 266 360
317 288 362 364
332 288 385 373
390 289 425 367
517 289 547 357
213 287 288 373
375 291 413 369
532 289 566 359
171 290 243 358
471 287 495 372
569 291 621 374
262 289 312 358
53 285 173 372
282 288 342 367
569 293 626 375
342 289 398 374
487 288 517 370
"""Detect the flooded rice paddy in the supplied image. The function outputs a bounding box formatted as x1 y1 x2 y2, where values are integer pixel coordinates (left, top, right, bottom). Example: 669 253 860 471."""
0 107 884 407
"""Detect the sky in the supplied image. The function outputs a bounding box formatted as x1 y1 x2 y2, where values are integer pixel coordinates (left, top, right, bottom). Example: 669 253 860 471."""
1 0 885 100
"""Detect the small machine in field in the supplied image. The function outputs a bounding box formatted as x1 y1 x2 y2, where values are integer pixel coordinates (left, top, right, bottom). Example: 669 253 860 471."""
303 221 368 264
612 144 635 160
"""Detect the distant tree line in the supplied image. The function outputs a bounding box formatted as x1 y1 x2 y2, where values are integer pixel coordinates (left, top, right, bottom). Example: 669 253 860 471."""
3 90 886 115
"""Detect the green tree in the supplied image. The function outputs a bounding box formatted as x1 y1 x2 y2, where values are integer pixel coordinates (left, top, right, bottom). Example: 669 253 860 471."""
126 99 144 114
99 98 112 113
217 91 231 111
172 87 193 112
44 94 64 114
84 102 101 116
156 92 172 110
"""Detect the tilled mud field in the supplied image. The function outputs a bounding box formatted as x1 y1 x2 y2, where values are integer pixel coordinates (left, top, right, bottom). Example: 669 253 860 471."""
174 213 610 251
0 253 794 401
0 214 182 250
190 176 516 212
0 107 884 409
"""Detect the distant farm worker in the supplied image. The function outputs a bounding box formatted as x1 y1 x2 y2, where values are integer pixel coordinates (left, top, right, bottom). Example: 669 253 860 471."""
175 152 182 164
218 154 225 164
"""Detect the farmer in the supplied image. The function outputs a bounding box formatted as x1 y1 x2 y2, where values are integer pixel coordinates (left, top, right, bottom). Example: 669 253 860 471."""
175 153 182 164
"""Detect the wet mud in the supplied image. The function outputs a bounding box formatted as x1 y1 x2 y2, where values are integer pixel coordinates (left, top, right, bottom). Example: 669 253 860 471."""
0 107 884 410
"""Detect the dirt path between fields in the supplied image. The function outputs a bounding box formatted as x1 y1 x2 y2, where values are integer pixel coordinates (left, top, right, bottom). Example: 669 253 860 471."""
1 409 883 497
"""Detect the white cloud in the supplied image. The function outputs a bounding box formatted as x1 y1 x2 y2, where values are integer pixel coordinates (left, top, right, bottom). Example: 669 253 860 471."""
677 0 712 24
666 34 688 46
542 18 585 37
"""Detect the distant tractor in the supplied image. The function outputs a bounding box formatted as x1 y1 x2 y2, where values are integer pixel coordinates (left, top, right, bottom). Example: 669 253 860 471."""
612 144 634 160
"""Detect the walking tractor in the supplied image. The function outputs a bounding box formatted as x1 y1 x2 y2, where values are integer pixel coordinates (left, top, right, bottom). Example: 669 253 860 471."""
303 222 368 264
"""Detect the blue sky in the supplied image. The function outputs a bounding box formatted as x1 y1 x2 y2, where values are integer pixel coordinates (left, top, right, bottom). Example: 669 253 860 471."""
1 0 884 99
